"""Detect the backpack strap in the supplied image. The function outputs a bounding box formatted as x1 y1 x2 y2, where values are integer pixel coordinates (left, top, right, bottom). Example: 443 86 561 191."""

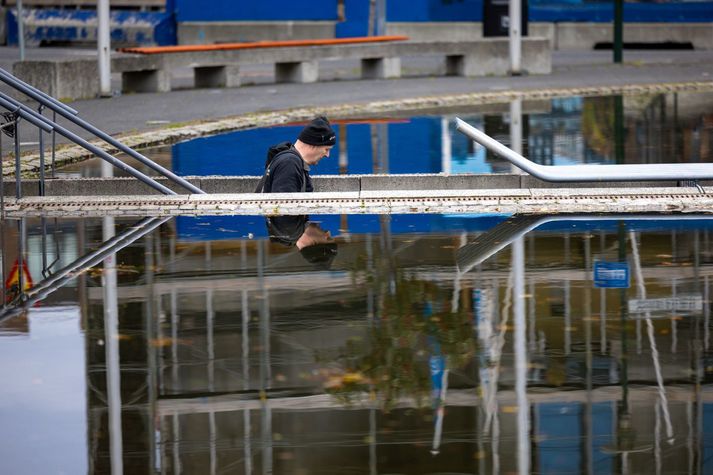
255 148 305 193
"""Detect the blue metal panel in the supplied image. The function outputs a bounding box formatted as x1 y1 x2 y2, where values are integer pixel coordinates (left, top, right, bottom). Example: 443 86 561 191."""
591 402 614 475
174 0 338 22
6 9 176 46
705 403 713 474
536 402 582 474
529 2 713 22
388 118 441 174
336 0 371 37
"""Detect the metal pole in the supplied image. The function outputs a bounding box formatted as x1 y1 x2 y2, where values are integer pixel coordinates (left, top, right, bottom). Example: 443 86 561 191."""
37 105 45 196
14 116 21 199
509 0 522 74
51 110 56 178
16 0 25 62
0 69 204 194
613 0 623 63
97 0 112 97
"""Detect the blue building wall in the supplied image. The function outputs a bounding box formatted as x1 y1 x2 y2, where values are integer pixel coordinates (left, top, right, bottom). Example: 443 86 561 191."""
174 0 713 27
173 0 338 22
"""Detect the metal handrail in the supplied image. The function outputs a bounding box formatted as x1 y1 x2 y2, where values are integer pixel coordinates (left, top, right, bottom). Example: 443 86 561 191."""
0 91 177 195
0 67 205 195
455 117 713 182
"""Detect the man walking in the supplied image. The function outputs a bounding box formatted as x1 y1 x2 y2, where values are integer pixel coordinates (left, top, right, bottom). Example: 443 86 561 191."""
257 116 336 193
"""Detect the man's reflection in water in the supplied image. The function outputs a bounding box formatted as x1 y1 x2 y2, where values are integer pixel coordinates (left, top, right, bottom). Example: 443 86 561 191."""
266 215 338 269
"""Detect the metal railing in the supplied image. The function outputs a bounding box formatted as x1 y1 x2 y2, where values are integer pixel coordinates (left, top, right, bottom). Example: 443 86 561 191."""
0 67 205 201
0 67 205 312
455 117 713 183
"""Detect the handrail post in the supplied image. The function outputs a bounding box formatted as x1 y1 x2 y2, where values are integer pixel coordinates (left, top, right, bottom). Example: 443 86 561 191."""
51 110 56 178
38 104 45 196
13 113 21 199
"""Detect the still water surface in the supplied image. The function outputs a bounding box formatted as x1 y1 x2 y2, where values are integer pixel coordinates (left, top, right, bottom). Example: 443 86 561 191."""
1 213 713 474
58 91 713 178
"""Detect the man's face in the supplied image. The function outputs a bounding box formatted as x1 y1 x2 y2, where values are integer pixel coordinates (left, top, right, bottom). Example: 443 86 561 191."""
306 145 333 165
296 222 334 249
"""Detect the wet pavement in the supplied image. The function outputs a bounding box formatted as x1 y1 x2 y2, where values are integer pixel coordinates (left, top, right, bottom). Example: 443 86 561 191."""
0 46 712 148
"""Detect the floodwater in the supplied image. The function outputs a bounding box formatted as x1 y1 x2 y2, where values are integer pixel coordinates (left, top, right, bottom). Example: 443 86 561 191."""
57 91 713 178
1 213 713 474
2 91 713 474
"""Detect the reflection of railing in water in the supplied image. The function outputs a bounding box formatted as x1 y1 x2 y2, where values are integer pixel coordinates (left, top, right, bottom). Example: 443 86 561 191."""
0 216 169 322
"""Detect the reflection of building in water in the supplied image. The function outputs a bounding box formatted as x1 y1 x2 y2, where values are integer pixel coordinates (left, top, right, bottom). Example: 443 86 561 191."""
8 215 713 473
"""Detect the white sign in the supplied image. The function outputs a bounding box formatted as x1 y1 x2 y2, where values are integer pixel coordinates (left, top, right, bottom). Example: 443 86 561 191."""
628 295 703 314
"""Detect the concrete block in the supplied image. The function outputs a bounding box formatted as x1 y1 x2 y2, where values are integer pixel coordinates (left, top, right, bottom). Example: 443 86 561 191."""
385 22 483 41
312 175 360 192
194 65 241 88
522 38 552 74
554 23 713 50
13 59 99 101
275 61 319 83
122 69 171 94
198 176 260 194
530 23 556 50
361 57 401 80
520 175 680 189
177 21 336 45
359 173 522 191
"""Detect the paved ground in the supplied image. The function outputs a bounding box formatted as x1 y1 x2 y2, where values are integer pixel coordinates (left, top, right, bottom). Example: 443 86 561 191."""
1 45 712 159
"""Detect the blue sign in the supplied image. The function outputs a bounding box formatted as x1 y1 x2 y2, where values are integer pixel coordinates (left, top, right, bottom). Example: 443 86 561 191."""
593 261 630 289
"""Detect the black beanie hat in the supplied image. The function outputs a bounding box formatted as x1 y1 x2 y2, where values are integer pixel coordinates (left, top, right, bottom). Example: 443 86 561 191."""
298 116 336 147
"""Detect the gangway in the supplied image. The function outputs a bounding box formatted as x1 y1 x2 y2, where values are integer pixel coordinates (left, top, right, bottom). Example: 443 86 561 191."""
455 117 713 183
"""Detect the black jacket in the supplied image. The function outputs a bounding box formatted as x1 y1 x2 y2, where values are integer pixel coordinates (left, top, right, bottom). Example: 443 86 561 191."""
263 150 314 193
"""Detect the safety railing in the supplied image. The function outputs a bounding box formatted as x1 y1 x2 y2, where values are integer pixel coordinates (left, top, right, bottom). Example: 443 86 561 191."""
455 117 713 184
0 67 204 310
0 67 205 203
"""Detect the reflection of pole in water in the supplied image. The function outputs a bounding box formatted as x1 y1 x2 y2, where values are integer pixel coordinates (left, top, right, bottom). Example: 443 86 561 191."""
614 95 625 164
629 231 673 441
512 237 530 475
441 116 452 175
510 99 523 175
339 124 348 174
370 123 389 174
102 214 123 475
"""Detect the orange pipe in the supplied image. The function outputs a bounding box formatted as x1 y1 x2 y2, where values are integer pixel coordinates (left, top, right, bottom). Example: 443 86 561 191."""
119 35 409 55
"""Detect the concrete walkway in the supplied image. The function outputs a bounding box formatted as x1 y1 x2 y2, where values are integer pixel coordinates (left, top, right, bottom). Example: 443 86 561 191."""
1 46 713 172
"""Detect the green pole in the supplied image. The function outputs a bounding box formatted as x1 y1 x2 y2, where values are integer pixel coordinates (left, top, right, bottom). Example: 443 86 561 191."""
614 95 625 164
613 0 623 63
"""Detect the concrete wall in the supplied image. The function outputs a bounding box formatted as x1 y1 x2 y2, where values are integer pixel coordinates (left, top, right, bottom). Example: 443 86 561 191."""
177 21 336 45
4 174 689 197
387 21 713 50
13 58 99 100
